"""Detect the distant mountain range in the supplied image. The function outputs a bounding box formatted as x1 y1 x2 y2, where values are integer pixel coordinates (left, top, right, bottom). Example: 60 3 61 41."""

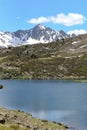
0 24 73 48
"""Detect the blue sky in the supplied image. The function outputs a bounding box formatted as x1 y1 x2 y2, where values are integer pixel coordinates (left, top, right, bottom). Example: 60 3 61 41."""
0 0 87 34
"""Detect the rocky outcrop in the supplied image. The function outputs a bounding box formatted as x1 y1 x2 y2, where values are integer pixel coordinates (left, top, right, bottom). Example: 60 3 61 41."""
0 84 4 89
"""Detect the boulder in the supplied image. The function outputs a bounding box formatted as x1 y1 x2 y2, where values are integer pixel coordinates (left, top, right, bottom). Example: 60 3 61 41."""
0 84 4 89
0 118 5 124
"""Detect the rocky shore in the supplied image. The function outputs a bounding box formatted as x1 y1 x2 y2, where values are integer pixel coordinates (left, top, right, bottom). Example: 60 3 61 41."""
0 107 68 130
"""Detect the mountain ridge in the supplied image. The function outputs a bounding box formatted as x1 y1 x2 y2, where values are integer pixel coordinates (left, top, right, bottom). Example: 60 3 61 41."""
0 24 70 48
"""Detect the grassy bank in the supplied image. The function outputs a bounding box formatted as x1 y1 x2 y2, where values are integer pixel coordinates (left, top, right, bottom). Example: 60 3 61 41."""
0 107 68 130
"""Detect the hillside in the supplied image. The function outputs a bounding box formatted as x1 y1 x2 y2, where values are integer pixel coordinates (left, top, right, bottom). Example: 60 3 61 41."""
0 33 87 80
0 107 68 130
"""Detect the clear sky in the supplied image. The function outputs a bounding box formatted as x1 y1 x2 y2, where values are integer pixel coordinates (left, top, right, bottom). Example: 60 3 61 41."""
0 0 87 34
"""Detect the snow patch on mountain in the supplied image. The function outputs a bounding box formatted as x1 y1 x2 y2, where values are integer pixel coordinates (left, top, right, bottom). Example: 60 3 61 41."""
0 24 69 48
80 44 87 48
37 24 46 30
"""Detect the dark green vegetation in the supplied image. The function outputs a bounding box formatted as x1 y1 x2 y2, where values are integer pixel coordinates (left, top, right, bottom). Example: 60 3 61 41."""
0 107 68 130
0 34 87 80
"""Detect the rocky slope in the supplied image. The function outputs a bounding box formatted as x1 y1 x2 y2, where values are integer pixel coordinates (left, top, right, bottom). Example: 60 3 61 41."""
0 107 68 130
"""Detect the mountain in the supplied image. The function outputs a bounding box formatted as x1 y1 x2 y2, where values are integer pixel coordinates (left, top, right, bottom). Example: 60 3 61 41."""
0 33 87 80
0 24 69 48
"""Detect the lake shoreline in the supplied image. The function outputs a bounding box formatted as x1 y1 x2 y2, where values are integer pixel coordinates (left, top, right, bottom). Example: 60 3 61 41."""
0 78 87 83
0 107 68 130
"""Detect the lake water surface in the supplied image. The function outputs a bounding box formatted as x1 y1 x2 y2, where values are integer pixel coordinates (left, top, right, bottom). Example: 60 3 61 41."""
0 80 87 130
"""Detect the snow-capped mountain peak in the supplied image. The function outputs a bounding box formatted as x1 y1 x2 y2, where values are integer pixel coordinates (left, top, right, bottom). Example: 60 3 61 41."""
35 24 46 30
0 24 69 48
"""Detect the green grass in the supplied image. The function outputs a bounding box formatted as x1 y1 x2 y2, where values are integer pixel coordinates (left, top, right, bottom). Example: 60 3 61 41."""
0 125 27 130
0 125 13 130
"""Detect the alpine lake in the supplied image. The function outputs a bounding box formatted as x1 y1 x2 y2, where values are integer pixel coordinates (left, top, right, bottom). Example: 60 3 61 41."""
0 80 87 130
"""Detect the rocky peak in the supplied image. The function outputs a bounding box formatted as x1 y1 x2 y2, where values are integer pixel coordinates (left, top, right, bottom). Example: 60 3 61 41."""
34 24 46 30
0 24 69 48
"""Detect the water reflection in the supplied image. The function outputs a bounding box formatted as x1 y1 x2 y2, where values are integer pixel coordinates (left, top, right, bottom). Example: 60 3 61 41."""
31 110 76 121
